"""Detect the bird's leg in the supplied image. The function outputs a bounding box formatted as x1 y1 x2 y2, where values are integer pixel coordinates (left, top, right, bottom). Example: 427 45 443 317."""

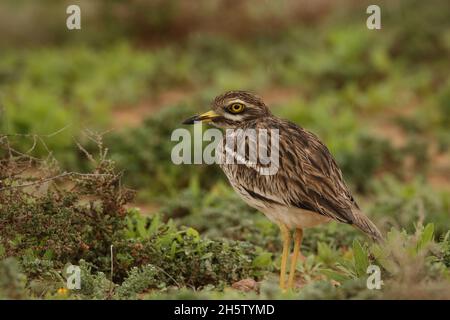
279 223 291 290
287 228 303 290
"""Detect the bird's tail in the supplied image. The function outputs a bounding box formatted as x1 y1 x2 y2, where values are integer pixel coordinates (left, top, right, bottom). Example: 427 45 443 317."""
352 209 383 242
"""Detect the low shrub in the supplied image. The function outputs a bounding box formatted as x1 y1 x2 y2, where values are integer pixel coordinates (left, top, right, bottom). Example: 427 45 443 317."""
0 136 272 298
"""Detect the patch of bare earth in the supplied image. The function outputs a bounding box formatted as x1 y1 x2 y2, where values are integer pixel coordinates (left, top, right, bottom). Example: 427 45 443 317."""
111 88 196 128
125 202 160 216
368 102 450 191
231 278 259 292
427 150 450 190
260 87 301 107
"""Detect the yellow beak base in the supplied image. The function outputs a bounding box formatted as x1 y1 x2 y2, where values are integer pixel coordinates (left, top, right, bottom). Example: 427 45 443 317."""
182 110 220 124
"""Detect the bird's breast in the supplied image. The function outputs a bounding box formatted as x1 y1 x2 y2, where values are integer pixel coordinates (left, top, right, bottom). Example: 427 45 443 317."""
214 129 330 229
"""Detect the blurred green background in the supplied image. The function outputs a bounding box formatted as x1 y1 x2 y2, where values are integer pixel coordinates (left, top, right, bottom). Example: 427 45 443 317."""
0 0 449 299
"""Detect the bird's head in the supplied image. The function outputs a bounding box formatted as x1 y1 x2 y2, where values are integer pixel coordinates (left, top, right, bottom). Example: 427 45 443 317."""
182 91 271 128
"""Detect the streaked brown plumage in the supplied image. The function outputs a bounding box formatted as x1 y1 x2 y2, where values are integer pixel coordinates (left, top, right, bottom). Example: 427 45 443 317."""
183 90 382 290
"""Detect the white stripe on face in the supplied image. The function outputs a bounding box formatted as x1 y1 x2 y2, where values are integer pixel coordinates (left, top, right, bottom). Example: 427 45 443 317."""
227 99 246 105
224 113 245 121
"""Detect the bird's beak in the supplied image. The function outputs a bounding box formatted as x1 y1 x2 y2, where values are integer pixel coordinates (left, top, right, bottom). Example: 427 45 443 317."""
182 110 220 125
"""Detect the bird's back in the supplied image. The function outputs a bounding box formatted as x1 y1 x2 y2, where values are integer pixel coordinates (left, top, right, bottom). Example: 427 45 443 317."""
216 116 382 241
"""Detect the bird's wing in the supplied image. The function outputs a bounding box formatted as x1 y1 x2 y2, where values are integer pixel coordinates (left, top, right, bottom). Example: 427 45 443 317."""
274 121 357 221
236 119 381 240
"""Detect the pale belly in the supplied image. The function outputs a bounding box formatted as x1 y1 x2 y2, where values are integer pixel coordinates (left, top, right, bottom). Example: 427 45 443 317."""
229 178 331 229
260 204 331 229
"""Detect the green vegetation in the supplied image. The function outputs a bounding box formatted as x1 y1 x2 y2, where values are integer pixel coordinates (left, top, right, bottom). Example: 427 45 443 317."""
0 0 449 299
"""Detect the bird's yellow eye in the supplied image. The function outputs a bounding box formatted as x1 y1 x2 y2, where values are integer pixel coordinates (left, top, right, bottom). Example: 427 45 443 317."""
228 103 245 114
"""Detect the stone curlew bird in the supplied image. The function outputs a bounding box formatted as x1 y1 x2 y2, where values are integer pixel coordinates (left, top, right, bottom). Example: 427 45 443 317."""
183 91 382 290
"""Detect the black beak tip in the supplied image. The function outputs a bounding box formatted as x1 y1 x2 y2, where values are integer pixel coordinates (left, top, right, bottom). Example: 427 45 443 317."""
182 115 198 125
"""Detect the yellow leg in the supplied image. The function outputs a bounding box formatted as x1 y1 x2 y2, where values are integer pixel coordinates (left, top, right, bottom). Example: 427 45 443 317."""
287 228 303 290
279 224 291 290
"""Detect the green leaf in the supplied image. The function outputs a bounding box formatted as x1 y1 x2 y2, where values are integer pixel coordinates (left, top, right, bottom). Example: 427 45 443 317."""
43 249 54 260
352 239 369 277
322 269 351 283
201 252 213 260
252 252 273 268
417 223 434 252
170 241 177 259
137 217 148 238
186 227 200 240
317 241 339 265
148 214 161 236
